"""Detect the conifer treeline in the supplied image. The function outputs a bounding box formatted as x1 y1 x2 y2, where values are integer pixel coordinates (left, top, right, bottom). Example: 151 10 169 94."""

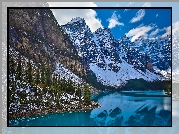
9 54 91 112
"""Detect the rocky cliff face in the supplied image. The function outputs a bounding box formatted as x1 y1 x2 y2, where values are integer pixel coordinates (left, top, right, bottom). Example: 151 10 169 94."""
9 9 87 78
62 17 171 87
9 9 171 89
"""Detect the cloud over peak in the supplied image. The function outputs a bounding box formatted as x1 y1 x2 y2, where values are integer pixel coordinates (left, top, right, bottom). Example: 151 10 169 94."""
48 2 103 32
126 24 154 42
150 29 160 37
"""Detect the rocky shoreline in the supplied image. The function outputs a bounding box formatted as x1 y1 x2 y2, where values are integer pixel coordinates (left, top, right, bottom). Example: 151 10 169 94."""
9 101 101 120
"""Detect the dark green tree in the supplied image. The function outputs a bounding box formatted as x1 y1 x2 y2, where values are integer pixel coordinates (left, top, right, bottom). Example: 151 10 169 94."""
41 61 45 84
9 57 16 76
67 79 75 95
53 76 58 91
166 84 171 93
9 83 16 103
55 76 62 105
61 77 66 92
16 55 22 81
57 75 61 92
45 62 51 87
35 68 40 85
9 58 16 104
27 59 33 85
84 84 91 105
76 83 82 101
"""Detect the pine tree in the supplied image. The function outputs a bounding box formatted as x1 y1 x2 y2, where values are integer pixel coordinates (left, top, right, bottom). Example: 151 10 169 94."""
61 77 66 92
27 59 33 85
9 57 16 76
9 57 16 85
76 83 82 101
16 55 22 81
57 75 61 92
56 77 62 104
84 84 90 105
9 83 16 103
41 61 45 84
9 57 16 103
53 75 58 91
35 68 40 85
67 79 75 95
45 61 51 87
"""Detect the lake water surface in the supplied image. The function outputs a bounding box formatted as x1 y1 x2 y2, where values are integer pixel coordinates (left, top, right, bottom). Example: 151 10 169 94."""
9 91 172 126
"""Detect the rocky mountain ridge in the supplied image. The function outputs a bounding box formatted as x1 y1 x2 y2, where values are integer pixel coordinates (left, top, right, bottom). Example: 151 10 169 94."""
8 9 171 89
9 9 90 80
62 17 171 87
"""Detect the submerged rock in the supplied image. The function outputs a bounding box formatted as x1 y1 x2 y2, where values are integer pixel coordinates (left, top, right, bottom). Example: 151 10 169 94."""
109 107 121 118
97 110 108 118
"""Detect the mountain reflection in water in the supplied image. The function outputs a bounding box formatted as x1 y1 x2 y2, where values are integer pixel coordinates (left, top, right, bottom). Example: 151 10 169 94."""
9 91 171 126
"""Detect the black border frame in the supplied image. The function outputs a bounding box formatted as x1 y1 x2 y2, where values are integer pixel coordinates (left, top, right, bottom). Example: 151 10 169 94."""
7 6 172 127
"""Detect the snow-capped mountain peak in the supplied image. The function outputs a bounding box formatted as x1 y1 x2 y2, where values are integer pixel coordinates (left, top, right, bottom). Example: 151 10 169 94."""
67 17 85 24
62 18 171 88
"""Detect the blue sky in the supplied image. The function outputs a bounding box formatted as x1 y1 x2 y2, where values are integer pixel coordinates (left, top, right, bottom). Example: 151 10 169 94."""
49 2 176 42
93 8 171 40
95 2 178 23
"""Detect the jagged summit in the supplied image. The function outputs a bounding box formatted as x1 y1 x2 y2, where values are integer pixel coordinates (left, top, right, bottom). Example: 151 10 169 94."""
11 7 170 89
62 17 171 88
67 17 85 25
95 27 111 33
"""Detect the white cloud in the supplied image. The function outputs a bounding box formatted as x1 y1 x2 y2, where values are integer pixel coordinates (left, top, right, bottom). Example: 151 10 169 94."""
126 24 154 42
130 9 145 23
48 2 103 32
142 2 151 7
156 14 158 17
149 28 165 38
107 12 124 29
150 29 160 37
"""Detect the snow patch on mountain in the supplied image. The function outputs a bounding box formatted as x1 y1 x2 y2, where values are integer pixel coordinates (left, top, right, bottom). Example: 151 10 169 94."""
62 17 171 88
153 66 171 80
54 62 83 84
90 59 163 87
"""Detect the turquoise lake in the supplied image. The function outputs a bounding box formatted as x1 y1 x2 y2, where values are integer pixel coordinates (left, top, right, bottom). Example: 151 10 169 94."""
9 91 172 126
